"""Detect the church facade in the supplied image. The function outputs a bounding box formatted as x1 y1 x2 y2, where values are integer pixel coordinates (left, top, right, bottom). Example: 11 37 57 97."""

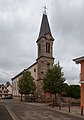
11 12 55 101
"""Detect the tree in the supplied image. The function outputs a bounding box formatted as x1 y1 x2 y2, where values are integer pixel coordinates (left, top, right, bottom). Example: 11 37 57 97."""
61 83 69 97
43 62 66 103
18 70 36 101
67 85 80 99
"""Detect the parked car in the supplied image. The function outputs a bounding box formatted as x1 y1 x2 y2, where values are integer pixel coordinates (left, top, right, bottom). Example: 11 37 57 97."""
2 95 5 99
2 94 13 99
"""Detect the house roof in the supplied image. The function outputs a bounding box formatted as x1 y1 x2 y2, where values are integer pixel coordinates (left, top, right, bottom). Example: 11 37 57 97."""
0 84 9 92
37 13 52 41
73 56 84 64
11 62 37 81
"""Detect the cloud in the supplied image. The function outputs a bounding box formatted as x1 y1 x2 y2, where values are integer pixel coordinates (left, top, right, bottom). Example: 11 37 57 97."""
50 0 84 84
0 0 48 83
0 0 83 85
0 0 38 83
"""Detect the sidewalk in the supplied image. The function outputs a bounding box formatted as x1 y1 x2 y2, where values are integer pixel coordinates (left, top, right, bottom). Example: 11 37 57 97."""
54 106 84 119
25 102 84 119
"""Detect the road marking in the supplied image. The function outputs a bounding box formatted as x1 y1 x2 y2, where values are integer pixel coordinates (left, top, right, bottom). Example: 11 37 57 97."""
5 105 20 120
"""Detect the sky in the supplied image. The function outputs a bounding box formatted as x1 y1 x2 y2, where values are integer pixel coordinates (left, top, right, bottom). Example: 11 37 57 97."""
0 0 84 85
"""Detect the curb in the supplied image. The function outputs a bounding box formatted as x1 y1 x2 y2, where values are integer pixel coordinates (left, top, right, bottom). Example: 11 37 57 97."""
46 106 84 119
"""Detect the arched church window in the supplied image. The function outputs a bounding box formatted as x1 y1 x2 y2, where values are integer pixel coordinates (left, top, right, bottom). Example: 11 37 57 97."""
47 63 50 66
41 71 44 74
34 68 36 72
46 43 50 53
38 44 41 55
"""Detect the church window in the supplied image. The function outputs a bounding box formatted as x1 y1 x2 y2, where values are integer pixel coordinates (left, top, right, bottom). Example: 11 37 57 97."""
41 71 44 74
41 59 44 63
38 44 41 55
47 63 50 66
41 60 44 63
34 68 36 72
46 43 50 53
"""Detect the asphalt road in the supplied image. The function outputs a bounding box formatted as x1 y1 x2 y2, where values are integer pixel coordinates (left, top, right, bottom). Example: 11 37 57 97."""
11 103 84 120
0 104 13 120
0 100 84 120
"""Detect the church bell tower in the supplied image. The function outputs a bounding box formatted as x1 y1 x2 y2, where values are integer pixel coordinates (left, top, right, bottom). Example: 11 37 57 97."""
36 9 54 100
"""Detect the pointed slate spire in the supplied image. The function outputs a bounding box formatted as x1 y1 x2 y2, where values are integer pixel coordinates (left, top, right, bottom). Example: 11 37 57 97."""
38 12 52 40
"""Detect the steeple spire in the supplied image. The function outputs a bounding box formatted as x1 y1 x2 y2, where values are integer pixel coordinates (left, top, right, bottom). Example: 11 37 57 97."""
37 9 52 40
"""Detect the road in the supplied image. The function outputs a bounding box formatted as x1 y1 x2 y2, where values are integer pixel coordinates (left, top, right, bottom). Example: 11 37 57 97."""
0 104 13 120
0 99 84 120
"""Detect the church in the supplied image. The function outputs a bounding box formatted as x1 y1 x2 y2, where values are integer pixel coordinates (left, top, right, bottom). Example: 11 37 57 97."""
11 10 55 101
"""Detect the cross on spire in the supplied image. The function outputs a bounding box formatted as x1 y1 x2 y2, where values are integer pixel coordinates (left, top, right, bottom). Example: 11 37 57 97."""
43 5 47 14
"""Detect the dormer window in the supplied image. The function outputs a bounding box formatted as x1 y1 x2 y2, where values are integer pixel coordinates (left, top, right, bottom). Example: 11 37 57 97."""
2 87 4 90
46 43 50 53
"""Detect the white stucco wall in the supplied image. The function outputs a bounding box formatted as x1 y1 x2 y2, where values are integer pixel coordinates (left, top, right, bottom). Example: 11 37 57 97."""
27 63 37 86
12 62 37 96
7 85 12 94
12 76 21 96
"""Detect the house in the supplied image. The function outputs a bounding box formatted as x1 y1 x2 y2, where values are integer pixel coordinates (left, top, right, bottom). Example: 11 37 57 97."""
73 56 84 108
0 84 9 97
7 84 12 95
11 10 55 101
